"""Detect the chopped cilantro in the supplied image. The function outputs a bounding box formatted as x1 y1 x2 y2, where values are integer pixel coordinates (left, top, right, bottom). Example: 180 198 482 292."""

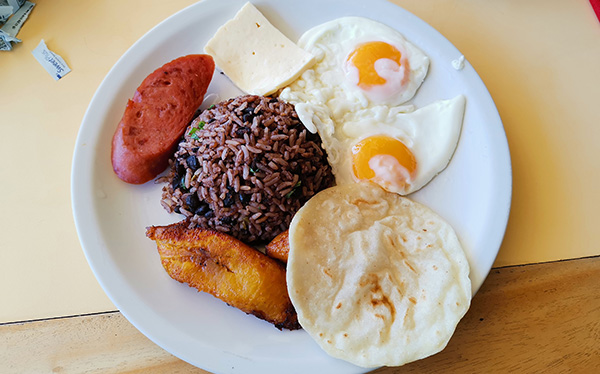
285 180 302 198
208 104 216 109
189 121 206 140
179 176 188 191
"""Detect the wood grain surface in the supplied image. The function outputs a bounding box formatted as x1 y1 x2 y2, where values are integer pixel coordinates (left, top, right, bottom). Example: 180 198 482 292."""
2 256 599 374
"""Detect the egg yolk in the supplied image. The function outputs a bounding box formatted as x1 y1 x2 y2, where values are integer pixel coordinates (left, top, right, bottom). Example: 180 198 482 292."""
347 41 403 88
351 135 416 182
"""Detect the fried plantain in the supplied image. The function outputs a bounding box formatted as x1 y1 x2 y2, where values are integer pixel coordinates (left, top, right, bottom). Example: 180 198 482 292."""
265 229 290 264
146 221 299 330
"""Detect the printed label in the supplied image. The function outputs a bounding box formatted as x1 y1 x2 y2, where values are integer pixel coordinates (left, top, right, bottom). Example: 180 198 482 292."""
32 39 72 81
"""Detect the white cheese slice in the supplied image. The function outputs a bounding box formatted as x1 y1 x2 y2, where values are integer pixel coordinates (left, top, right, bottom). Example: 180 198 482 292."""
204 2 315 96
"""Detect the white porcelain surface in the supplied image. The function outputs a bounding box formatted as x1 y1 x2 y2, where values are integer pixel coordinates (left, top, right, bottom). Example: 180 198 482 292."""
71 0 511 372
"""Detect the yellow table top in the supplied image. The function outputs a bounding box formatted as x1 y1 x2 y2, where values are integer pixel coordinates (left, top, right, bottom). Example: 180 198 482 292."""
1 0 599 324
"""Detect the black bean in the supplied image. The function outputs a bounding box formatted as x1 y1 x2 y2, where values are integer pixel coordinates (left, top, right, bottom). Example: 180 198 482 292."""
220 216 234 225
204 210 214 218
184 194 201 211
239 192 251 205
171 176 180 190
235 126 251 137
242 113 254 123
223 193 235 207
250 156 261 171
194 203 210 216
186 155 200 171
176 162 186 177
171 174 187 191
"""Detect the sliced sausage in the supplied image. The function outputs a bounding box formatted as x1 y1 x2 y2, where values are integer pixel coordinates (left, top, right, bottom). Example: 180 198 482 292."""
111 54 215 184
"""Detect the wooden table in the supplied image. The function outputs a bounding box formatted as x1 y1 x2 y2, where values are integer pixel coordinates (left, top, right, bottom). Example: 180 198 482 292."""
3 256 599 373
2 0 599 373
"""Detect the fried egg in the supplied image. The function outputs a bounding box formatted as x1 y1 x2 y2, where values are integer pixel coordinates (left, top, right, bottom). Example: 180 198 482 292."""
338 96 465 195
280 17 465 195
282 17 429 113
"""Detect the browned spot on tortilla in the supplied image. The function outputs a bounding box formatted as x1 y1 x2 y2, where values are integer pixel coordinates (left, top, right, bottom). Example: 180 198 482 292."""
360 274 397 323
386 234 396 248
319 333 324 337
351 198 377 206
344 333 348 337
423 228 428 232
327 340 332 344
336 302 342 309
370 277 382 294
403 306 415 329
403 260 417 273
359 273 376 287
375 313 384 320
409 297 417 304
433 265 438 270
323 268 332 278
371 296 389 309
397 282 406 297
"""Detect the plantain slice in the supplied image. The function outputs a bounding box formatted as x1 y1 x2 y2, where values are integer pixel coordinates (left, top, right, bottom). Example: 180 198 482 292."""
265 229 290 264
146 221 300 330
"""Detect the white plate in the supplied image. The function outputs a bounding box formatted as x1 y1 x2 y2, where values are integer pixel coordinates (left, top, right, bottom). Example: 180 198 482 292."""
71 0 511 372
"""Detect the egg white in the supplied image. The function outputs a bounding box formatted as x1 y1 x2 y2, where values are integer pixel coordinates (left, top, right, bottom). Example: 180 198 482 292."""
281 16 429 113
280 17 465 196
338 95 466 195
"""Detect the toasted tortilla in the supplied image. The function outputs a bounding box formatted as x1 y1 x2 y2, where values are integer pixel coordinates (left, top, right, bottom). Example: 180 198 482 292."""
286 182 471 367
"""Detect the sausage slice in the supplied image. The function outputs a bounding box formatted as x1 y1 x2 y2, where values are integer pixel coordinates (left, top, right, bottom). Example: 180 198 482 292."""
111 54 215 184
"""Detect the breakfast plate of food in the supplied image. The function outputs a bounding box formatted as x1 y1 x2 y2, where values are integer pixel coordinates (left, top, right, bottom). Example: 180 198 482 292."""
71 0 511 372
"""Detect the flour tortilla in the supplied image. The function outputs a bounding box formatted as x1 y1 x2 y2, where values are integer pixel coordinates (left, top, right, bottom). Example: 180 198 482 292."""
286 182 471 368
